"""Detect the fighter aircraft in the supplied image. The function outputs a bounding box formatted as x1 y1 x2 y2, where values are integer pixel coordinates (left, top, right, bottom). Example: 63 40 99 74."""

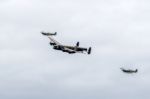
42 32 92 54
41 31 57 36
120 68 138 73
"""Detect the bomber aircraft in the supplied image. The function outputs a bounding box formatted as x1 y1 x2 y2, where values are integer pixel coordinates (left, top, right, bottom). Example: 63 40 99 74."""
41 32 92 54
120 68 138 74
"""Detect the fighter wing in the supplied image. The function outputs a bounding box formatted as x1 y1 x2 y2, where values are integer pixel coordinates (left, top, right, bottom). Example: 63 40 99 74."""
48 36 62 45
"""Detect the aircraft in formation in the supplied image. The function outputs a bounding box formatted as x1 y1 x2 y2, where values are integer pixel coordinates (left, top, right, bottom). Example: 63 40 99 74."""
41 31 139 73
41 31 57 36
120 68 138 74
41 32 92 54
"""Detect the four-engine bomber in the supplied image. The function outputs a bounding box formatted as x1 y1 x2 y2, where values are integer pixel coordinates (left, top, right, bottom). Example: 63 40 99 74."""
41 32 92 54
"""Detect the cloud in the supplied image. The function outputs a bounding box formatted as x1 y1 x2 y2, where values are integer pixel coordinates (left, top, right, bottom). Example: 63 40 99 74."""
0 0 150 99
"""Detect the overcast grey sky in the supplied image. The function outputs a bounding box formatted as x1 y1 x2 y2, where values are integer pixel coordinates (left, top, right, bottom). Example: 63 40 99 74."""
0 0 150 99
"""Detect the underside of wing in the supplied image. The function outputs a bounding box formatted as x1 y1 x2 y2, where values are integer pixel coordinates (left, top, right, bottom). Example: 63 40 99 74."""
63 46 87 53
66 46 87 51
48 37 62 45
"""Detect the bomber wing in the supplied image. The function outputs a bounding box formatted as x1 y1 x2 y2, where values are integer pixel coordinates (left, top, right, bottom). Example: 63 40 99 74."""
64 46 87 51
48 36 62 45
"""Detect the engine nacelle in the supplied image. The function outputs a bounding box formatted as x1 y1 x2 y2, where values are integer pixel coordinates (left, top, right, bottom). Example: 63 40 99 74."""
62 50 76 54
62 50 68 52
53 46 61 50
50 42 56 46
68 51 76 54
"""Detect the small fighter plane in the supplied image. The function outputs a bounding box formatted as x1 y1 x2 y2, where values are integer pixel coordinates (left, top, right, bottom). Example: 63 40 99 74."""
42 32 92 54
120 68 138 74
41 31 57 36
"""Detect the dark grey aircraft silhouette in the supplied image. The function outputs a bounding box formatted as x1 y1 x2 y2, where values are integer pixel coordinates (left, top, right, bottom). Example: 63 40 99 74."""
120 68 138 73
42 32 92 54
41 31 57 36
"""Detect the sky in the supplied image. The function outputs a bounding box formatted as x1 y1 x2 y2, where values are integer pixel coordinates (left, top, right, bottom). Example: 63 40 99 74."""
0 0 150 99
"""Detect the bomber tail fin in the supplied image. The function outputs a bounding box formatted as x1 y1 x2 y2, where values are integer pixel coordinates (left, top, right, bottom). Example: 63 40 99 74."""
88 47 92 54
135 69 138 73
76 42 79 47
